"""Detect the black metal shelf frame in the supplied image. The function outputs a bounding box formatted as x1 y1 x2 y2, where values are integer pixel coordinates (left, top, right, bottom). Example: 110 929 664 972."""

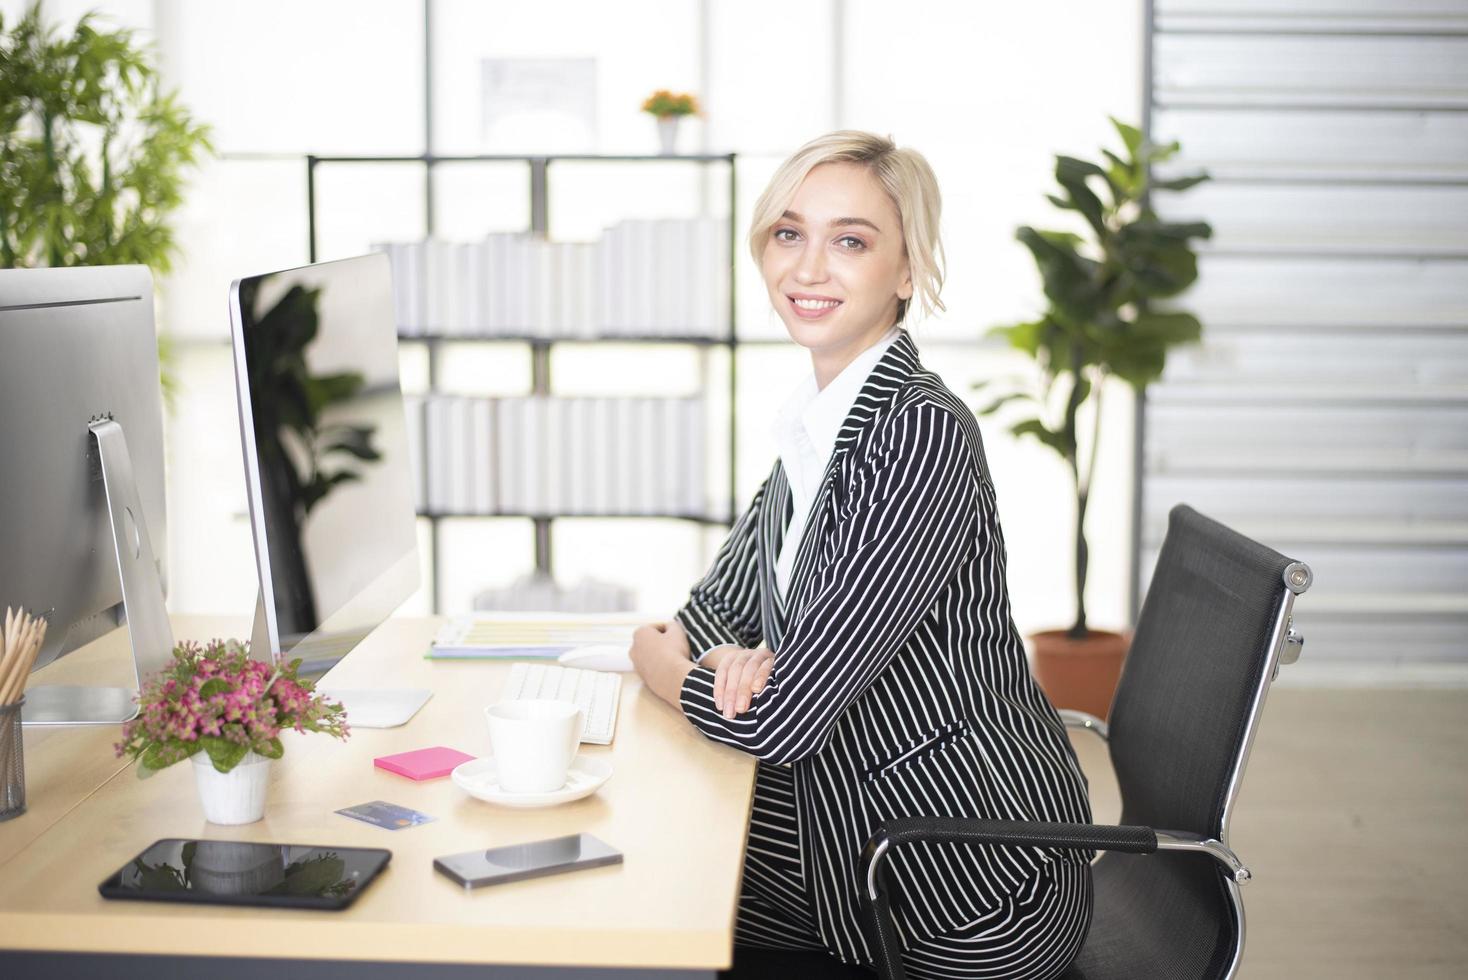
305 152 740 613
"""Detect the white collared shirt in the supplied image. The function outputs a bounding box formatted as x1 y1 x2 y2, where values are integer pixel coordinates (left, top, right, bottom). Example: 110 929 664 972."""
772 325 903 602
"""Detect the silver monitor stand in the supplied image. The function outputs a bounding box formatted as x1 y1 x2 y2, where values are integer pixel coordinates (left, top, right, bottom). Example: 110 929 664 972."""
22 419 175 726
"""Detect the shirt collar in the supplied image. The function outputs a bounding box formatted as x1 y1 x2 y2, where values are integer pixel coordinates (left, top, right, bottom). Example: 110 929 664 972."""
797 325 903 462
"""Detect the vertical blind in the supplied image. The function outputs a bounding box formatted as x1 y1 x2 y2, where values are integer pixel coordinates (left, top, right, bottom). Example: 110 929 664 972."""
1140 0 1468 664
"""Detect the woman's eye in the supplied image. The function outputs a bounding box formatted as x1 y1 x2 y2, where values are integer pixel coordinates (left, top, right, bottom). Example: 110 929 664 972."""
838 236 866 250
773 228 798 242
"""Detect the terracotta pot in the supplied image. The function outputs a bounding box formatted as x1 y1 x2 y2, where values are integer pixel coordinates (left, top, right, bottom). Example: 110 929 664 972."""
1030 628 1130 721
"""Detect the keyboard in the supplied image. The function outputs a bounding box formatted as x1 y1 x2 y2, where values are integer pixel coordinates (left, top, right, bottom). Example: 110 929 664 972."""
502 662 622 745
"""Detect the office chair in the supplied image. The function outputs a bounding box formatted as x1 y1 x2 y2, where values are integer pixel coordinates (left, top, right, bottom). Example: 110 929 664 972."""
859 504 1312 980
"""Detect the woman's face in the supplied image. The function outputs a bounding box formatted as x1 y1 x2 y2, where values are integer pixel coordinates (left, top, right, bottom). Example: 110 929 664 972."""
761 161 913 365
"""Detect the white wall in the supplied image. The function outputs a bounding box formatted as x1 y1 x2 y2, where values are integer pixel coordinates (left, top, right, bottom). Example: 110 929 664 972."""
6 0 1146 637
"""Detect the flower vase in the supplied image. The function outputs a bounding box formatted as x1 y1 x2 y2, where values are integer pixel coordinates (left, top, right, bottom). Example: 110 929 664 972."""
192 750 271 825
657 116 680 155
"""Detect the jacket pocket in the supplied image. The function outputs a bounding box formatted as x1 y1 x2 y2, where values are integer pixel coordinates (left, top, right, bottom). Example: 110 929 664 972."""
857 725 1029 944
861 719 971 783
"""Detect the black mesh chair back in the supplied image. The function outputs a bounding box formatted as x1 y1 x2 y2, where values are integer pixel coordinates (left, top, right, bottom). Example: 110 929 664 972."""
860 504 1309 980
1063 504 1309 980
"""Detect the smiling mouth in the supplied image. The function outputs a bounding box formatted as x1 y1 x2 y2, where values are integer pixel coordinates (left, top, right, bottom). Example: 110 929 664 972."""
786 294 845 318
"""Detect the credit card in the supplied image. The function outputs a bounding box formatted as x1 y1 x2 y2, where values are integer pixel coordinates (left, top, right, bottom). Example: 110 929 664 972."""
337 800 437 830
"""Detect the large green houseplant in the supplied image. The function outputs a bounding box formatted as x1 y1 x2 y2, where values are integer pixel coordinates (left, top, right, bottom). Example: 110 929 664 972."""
978 116 1212 717
0 2 212 402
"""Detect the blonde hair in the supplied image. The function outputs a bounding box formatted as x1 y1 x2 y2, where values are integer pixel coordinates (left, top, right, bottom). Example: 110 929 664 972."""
748 130 947 327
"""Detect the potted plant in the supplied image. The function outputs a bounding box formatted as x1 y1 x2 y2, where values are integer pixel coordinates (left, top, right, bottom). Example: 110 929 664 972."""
640 89 701 155
0 2 213 406
977 116 1212 719
115 639 349 825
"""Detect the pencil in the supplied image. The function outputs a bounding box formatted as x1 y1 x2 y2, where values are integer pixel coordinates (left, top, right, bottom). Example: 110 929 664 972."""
0 609 47 706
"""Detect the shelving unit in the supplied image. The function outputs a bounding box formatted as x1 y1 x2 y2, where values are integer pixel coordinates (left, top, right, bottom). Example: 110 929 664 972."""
305 152 739 612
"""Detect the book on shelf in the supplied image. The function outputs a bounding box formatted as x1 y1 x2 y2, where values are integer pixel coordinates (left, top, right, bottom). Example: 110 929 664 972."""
411 393 709 518
403 394 427 510
373 215 728 342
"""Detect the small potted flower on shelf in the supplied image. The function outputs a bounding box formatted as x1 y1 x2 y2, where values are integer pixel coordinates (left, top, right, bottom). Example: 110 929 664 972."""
640 89 701 155
115 639 349 825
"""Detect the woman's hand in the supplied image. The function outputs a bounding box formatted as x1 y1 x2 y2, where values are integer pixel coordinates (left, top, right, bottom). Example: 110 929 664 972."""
713 646 774 720
629 620 695 708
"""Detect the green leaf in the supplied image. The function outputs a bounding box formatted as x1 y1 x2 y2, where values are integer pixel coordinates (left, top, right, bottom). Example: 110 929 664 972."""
992 318 1045 356
1015 227 1103 325
1108 344 1168 388
253 736 284 760
975 391 1034 416
1110 116 1143 157
322 425 382 462
1133 245 1199 298
1152 173 1210 192
135 736 197 776
200 735 249 773
1054 156 1108 237
1010 418 1073 458
198 678 230 699
1130 311 1202 345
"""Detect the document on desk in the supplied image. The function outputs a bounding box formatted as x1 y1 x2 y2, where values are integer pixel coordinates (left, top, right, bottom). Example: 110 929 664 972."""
428 613 642 659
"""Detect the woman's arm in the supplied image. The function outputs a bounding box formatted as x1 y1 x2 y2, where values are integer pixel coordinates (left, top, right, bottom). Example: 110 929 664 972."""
633 638 773 715
673 475 772 659
677 401 980 765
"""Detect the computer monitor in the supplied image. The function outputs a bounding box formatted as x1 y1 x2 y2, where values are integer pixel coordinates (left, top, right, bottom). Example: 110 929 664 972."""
228 253 419 670
0 265 174 725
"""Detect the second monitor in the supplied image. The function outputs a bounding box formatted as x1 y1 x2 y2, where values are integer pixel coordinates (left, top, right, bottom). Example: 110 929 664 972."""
228 253 419 670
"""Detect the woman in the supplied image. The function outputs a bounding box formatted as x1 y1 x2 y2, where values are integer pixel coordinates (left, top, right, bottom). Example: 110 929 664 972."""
630 130 1093 980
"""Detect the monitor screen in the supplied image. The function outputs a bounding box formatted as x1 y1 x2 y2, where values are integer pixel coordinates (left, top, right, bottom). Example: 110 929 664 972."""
229 253 418 663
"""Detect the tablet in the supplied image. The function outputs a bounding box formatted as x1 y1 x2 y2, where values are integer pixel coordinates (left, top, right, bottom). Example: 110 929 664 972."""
98 839 391 911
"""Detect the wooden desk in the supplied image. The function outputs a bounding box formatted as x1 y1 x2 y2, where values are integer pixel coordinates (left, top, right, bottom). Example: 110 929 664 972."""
0 616 757 978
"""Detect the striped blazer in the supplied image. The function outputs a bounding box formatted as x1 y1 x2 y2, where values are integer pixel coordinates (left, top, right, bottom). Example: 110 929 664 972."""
675 329 1093 962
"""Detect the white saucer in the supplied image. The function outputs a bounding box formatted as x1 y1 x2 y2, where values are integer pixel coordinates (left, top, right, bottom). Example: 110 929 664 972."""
451 754 612 808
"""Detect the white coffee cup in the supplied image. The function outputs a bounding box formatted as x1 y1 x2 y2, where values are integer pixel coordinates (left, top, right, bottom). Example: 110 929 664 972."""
485 700 583 794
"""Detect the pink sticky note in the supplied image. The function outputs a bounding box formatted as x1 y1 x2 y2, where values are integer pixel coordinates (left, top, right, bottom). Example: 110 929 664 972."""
374 746 476 781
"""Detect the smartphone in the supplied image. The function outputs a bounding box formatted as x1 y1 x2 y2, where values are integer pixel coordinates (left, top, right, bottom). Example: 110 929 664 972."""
98 838 391 911
434 833 622 889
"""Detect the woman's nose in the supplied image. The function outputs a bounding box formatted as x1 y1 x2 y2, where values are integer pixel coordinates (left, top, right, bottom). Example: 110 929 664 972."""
794 243 827 283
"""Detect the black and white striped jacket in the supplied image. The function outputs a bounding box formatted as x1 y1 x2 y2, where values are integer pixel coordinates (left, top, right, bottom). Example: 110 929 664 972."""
675 329 1093 961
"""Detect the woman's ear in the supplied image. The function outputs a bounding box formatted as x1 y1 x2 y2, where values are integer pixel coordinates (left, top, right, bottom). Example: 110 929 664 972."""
898 263 914 301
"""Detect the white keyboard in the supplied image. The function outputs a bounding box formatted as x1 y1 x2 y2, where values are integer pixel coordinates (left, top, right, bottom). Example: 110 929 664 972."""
503 662 622 745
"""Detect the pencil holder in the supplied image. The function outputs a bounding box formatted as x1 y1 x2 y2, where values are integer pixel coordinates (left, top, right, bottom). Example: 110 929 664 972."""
0 699 23 821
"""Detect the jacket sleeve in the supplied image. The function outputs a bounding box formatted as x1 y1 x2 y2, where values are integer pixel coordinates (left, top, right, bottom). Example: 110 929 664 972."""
679 401 979 764
673 474 771 658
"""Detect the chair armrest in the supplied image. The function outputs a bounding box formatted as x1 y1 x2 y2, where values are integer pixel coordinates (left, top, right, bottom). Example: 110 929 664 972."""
1058 709 1109 740
858 818 1156 980
857 820 1254 980
860 817 1155 903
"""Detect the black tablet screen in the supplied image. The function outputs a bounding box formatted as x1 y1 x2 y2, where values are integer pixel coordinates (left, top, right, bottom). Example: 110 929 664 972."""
99 839 391 910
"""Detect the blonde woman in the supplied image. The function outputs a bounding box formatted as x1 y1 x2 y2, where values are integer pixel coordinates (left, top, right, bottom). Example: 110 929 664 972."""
631 131 1093 980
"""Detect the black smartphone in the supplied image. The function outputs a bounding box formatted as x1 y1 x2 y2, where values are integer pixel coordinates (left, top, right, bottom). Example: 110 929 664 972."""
98 838 391 911
433 833 622 889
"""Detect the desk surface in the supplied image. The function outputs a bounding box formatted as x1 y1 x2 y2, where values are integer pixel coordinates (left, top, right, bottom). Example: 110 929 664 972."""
0 615 757 970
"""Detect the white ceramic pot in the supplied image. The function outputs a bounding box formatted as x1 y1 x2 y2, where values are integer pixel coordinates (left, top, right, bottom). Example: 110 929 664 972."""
192 750 271 825
657 116 680 155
